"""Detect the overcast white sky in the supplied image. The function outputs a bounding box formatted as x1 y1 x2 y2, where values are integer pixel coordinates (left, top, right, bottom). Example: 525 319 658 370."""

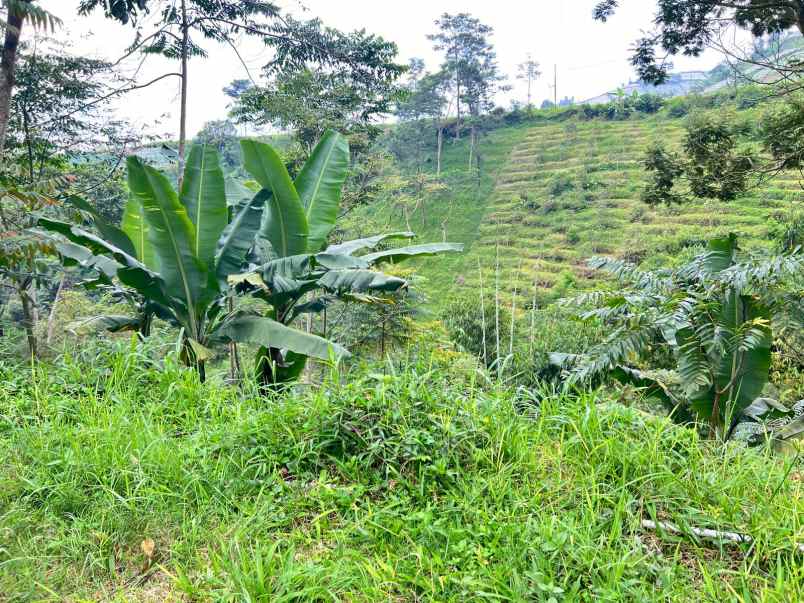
39 0 724 138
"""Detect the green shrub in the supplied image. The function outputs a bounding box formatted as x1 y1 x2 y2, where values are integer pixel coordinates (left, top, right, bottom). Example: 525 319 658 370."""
633 93 664 114
547 174 575 197
443 298 602 386
665 98 690 118
511 305 602 386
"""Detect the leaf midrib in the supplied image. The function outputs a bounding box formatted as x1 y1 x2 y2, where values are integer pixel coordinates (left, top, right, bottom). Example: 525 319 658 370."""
304 138 336 229
147 170 197 336
193 148 206 261
259 151 290 257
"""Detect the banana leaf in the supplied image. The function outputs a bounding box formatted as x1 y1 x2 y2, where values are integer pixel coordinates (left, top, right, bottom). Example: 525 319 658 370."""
56 241 119 280
67 315 144 334
361 243 464 266
121 193 155 268
180 144 228 271
325 232 415 256
214 314 348 361
702 233 738 274
687 292 772 424
314 253 369 270
295 130 349 252
215 190 268 287
128 157 208 329
318 269 407 294
40 218 174 311
241 139 308 257
66 196 137 258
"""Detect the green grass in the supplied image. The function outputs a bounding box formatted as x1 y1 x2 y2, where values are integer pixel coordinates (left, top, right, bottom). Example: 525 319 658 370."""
341 123 531 302
1 343 803 601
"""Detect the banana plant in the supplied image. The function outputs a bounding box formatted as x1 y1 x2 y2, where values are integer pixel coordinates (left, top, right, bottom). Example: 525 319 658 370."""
41 130 462 386
39 141 348 382
233 134 463 386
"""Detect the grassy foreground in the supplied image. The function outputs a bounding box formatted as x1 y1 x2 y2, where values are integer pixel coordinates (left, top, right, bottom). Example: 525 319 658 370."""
1 344 803 601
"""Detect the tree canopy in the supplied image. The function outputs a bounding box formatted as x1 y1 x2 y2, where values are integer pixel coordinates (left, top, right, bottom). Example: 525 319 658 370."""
594 0 804 83
230 19 404 155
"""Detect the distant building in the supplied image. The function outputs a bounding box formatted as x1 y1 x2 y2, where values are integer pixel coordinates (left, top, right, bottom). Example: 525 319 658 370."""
581 71 709 105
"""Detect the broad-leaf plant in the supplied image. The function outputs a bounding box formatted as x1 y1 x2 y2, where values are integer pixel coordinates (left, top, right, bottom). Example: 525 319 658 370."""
40 130 462 384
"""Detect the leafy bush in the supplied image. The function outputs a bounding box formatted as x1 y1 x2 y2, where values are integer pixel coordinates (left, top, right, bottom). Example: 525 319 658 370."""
642 111 757 205
769 210 804 252
562 234 804 441
633 93 664 114
442 296 511 369
547 174 575 197
665 98 691 118
443 298 601 386
511 305 602 387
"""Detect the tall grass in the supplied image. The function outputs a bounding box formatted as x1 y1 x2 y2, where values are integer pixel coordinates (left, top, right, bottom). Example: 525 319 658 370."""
1 344 802 600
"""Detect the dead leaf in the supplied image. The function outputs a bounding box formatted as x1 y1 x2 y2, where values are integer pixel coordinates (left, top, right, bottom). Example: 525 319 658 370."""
141 538 156 560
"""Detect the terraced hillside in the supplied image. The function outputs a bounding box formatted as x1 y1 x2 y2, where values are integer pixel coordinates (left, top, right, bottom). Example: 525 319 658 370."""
458 116 802 303
347 116 796 310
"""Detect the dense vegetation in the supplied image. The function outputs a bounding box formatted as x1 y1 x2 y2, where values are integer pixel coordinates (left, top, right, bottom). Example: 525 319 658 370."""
2 345 804 600
0 1 803 600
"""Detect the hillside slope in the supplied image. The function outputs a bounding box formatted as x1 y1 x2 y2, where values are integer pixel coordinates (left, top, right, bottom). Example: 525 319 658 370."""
352 114 801 305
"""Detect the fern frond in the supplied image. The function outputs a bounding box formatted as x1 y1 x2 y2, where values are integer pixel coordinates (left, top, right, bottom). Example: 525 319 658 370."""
588 255 672 292
2 1 62 32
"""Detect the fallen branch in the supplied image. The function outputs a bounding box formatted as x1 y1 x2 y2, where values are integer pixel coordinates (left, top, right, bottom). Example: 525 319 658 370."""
641 519 804 554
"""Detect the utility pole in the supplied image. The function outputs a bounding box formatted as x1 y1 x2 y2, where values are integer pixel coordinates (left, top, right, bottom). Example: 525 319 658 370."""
553 65 558 107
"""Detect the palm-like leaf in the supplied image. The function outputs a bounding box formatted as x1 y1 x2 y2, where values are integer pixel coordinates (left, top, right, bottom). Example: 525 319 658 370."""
55 241 119 281
326 232 414 256
318 269 407 294
361 242 464 266
215 189 268 286
121 193 155 267
39 218 173 310
214 315 348 361
66 196 137 258
127 157 206 333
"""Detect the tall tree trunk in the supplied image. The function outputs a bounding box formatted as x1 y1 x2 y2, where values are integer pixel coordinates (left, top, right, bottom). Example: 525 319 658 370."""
455 79 461 140
468 125 476 170
0 1 28 158
454 49 461 140
527 77 532 110
177 0 189 188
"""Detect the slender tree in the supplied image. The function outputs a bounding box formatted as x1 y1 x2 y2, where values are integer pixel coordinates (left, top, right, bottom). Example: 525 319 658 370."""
0 47 133 357
80 1 281 187
597 0 804 204
517 54 541 111
392 61 449 174
460 42 506 170
0 1 60 158
594 1 804 84
428 13 494 140
230 20 404 160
